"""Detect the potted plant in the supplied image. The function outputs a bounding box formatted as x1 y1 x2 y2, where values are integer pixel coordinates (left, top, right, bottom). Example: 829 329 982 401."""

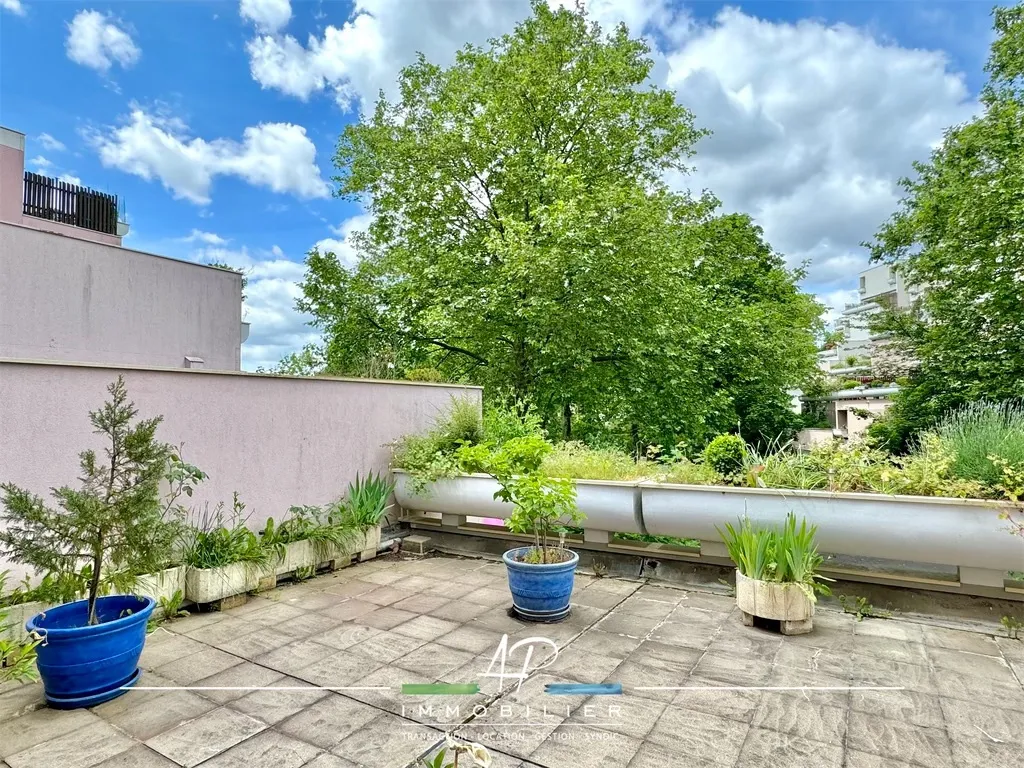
0 377 171 707
718 513 831 635
181 494 274 603
459 436 583 622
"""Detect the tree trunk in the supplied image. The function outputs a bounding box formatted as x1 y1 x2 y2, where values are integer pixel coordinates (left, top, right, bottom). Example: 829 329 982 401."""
563 401 572 440
87 543 103 625
630 423 640 461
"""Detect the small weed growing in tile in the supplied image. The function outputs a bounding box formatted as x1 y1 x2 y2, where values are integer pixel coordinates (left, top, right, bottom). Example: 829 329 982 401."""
1000 615 1023 640
421 737 492 767
838 594 891 621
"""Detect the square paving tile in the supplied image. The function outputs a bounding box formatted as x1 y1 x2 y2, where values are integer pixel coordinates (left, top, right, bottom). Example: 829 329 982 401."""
146 706 266 767
193 662 286 704
921 625 1002 656
736 727 844 768
154 646 242 685
229 677 332 725
925 645 1016 682
330 713 442 767
672 678 762 723
852 619 925 643
429 600 491 622
541 646 622 683
846 710 954 768
278 693 381 749
570 629 643 660
314 622 383 650
6 721 135 768
939 696 1024 743
393 615 462 642
646 706 749 766
529 723 641 767
850 688 944 729
396 642 477 678
294 648 385 688
436 624 504 654
0 707 100 758
321 599 381 622
569 694 667 740
353 606 419 630
626 741 722 768
348 629 427 661
96 688 218 740
92 744 178 767
690 653 773 687
215 626 297 659
254 638 339 675
197 730 322 768
750 693 847 745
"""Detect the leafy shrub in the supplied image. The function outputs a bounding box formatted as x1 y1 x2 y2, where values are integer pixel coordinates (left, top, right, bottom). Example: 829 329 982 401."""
0 574 39 684
344 471 396 527
260 503 359 562
658 459 722 485
718 513 831 600
392 399 483 492
482 401 544 446
405 367 447 382
180 494 271 569
703 434 747 478
541 442 652 481
932 401 1024 487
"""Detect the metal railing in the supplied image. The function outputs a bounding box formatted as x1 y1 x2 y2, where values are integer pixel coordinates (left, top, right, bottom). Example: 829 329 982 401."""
22 172 119 236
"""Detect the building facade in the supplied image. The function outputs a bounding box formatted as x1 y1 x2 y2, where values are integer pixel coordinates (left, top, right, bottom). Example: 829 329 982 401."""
0 126 247 370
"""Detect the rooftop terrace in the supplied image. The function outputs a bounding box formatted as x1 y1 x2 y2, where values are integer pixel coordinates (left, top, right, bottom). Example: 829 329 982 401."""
1 554 1022 768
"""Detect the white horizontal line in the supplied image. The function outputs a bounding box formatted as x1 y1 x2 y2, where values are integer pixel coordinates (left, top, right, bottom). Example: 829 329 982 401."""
635 686 905 692
124 686 392 692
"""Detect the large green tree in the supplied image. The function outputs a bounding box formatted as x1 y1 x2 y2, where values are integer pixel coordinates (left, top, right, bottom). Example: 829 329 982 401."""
867 4 1024 448
301 2 819 449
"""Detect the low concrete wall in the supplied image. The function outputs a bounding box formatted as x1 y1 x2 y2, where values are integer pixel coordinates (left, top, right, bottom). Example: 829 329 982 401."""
0 359 481 579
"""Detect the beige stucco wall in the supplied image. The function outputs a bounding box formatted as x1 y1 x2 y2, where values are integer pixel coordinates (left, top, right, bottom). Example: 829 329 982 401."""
0 223 243 369
0 360 482 579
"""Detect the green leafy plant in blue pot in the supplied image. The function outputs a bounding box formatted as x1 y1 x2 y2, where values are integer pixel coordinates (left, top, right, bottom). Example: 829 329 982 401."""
459 435 583 622
0 377 172 708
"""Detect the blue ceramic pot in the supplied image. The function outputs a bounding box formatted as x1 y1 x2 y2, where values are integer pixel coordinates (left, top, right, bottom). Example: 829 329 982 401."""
503 547 579 622
26 594 155 709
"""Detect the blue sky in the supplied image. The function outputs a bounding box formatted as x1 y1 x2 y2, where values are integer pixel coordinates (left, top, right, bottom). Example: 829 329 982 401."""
0 0 1002 369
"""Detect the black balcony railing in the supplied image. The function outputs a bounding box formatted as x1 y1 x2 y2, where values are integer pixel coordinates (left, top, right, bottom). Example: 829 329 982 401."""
22 172 119 236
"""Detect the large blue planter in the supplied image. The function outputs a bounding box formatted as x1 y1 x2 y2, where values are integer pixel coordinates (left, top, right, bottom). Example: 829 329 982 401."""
26 594 155 709
503 547 579 622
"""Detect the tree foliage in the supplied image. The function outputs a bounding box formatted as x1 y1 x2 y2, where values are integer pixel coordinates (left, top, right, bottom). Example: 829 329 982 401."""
0 377 171 625
867 4 1024 448
301 1 819 451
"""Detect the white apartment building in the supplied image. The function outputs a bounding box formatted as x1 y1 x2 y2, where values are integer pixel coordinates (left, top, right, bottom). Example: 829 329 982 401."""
818 263 920 374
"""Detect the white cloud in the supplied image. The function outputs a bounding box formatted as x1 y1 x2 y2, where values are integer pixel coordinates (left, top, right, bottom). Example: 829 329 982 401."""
314 212 373 267
189 243 319 370
38 133 66 152
1 0 25 16
66 10 140 73
239 0 291 34
89 108 331 204
30 155 54 174
182 229 229 245
246 0 530 109
58 174 83 186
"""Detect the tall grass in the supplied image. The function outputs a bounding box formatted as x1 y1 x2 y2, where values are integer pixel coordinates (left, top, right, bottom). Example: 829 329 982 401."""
541 442 652 480
933 401 1024 486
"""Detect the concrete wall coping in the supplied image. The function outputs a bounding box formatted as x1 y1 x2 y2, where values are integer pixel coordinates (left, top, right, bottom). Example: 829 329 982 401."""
0 221 241 278
0 357 483 391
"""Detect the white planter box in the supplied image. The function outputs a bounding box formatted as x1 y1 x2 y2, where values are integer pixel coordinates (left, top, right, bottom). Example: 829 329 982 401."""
134 566 187 605
185 562 265 604
0 600 53 644
640 483 1024 573
394 471 641 534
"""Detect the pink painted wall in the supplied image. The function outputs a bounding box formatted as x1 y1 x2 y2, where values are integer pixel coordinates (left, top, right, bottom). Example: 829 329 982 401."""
0 223 244 369
0 360 482 578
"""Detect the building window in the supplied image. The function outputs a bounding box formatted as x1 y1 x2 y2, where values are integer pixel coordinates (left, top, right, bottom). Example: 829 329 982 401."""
859 276 866 292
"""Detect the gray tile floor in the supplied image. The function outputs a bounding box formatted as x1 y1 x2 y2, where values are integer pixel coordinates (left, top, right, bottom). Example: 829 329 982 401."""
2 554 1023 768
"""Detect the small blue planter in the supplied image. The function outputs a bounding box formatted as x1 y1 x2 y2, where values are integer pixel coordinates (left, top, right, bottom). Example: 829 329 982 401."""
503 547 579 622
26 594 155 709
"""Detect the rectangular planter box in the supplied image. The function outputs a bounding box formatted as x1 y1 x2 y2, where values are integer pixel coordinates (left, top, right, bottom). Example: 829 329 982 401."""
1 599 53 644
134 566 187 606
185 562 266 604
639 482 1022 574
393 471 642 534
